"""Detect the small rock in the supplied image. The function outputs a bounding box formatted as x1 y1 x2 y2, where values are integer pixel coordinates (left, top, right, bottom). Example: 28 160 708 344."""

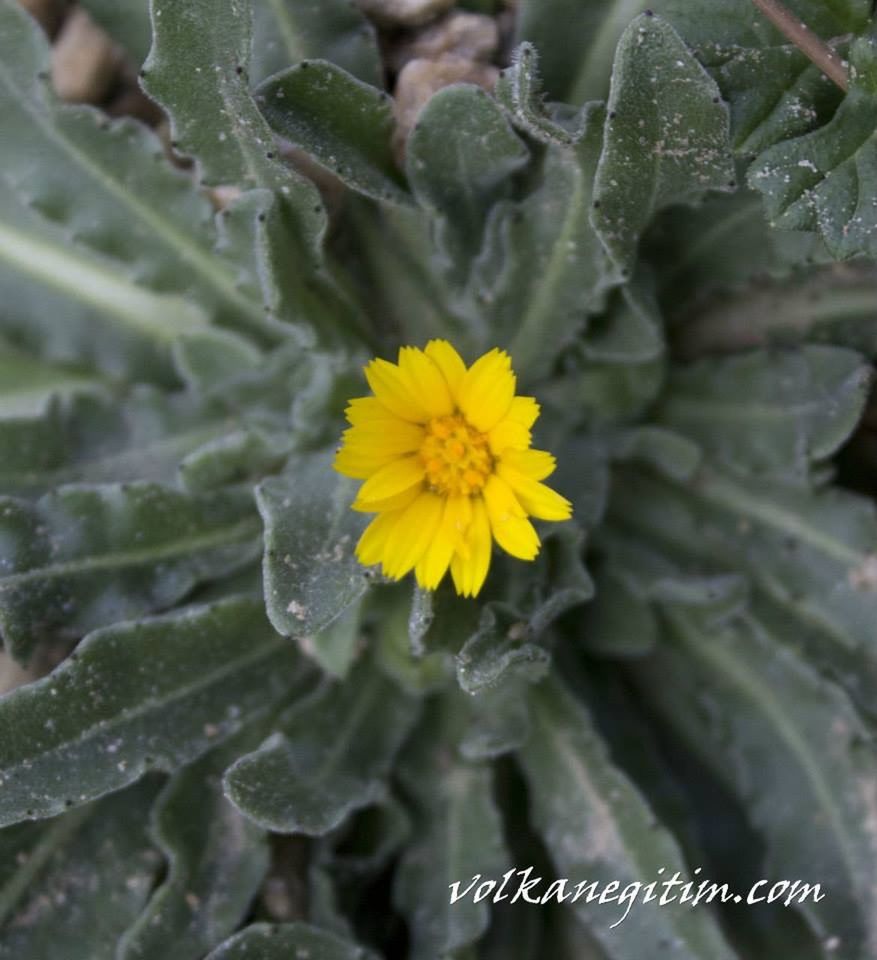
51 8 122 104
390 12 499 72
393 55 499 160
355 0 454 28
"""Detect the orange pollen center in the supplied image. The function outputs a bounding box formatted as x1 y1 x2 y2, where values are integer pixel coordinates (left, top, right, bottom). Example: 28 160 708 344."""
420 414 493 497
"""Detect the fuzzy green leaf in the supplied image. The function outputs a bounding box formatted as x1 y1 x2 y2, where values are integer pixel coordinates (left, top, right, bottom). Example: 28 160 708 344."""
0 388 234 499
143 0 308 195
118 733 270 960
609 465 877 725
647 188 829 318
206 923 377 960
633 606 877 955
393 698 510 960
256 60 409 206
224 657 418 834
579 564 658 658
78 0 152 65
0 183 206 387
0 597 308 827
406 84 529 282
592 14 735 275
257 450 370 659
0 781 161 959
251 0 381 87
496 43 590 146
655 345 871 484
472 111 622 381
0 2 271 341
670 261 877 360
515 0 650 103
518 674 737 959
0 483 261 664
749 38 877 260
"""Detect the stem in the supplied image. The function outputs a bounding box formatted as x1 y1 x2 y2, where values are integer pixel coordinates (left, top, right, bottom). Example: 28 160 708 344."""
750 0 849 91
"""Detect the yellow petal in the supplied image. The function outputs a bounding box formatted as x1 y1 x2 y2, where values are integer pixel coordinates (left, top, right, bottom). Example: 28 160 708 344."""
500 448 556 481
357 511 401 566
483 475 540 560
357 455 425 503
506 396 540 428
424 339 467 399
397 346 454 417
496 461 571 521
450 497 492 597
342 420 424 457
415 495 470 590
364 358 431 423
381 492 444 579
344 396 402 426
352 485 421 514
488 418 531 456
457 348 516 432
333 447 397 480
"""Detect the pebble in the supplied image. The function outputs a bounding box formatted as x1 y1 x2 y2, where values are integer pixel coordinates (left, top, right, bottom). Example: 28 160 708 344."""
389 11 499 72
51 8 122 104
354 0 455 28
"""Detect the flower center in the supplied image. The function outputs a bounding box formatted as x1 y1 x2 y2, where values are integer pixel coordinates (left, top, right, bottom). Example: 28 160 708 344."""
420 414 493 497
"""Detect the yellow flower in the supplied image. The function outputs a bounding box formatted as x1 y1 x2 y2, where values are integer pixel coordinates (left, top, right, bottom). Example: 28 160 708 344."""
333 341 572 597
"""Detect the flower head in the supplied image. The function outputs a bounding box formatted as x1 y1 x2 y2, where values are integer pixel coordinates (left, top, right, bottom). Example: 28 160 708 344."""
333 341 572 597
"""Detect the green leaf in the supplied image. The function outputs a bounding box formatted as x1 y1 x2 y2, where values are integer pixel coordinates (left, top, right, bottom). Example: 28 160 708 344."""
610 425 702 483
118 733 271 960
456 603 551 695
670 260 877 360
206 923 377 960
0 388 232 499
592 13 735 275
251 0 381 87
515 0 650 104
581 273 664 364
178 427 293 494
654 0 871 48
471 112 622 382
608 465 877 724
256 60 409 206
0 780 162 959
257 449 371 657
143 0 306 194
0 338 104 418
655 345 871 484
496 43 590 146
393 697 510 960
517 674 737 959
373 584 450 695
78 0 152 65
579 564 658 658
141 0 364 343
633 606 877 955
699 44 841 156
406 84 529 283
0 183 205 388
224 657 418 835
0 597 308 827
748 38 877 260
0 483 261 663
647 188 829 318
0 2 270 340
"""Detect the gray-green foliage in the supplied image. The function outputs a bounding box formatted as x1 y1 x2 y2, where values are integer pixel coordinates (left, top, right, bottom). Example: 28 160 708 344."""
3 0 877 957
